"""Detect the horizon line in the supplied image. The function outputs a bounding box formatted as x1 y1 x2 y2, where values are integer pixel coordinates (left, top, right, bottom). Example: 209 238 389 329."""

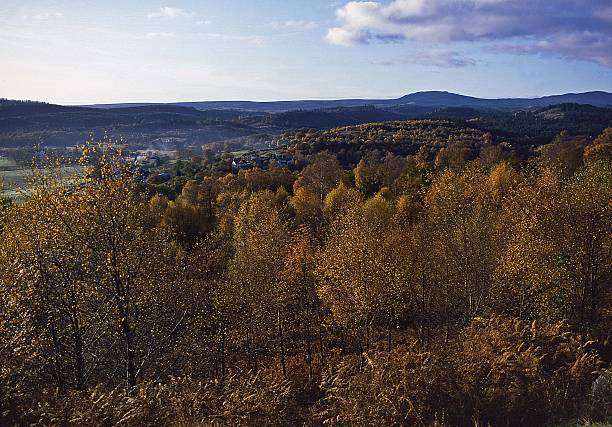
4 89 609 107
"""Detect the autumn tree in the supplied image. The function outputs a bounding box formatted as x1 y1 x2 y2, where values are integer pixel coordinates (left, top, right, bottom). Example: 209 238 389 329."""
559 161 611 327
498 159 610 329
161 178 215 248
317 193 409 351
354 153 383 196
227 190 290 370
0 143 192 390
477 142 516 169
424 166 502 325
0 164 109 391
278 225 322 379
494 168 569 320
584 127 612 164
322 181 362 226
536 131 588 177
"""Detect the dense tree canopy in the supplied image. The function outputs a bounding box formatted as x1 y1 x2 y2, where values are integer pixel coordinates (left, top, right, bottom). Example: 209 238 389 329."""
0 128 611 426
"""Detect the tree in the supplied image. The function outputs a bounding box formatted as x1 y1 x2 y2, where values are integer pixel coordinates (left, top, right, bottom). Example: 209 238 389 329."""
488 161 521 205
424 166 502 325
300 152 344 206
1 187 93 391
478 142 516 169
289 182 321 230
279 225 321 380
536 131 588 177
495 168 561 320
497 161 611 329
317 193 408 351
322 182 362 225
559 162 611 327
584 127 612 164
433 141 476 171
0 143 191 390
227 191 290 370
161 179 214 248
354 155 381 197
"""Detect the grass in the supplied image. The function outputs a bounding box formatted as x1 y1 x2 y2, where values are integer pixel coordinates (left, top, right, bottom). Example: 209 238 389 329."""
0 165 82 201
0 156 18 170
553 421 612 426
230 147 285 159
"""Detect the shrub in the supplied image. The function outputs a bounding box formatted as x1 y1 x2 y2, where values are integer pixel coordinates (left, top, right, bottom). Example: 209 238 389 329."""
455 316 602 426
315 317 603 426
315 344 455 426
17 370 296 426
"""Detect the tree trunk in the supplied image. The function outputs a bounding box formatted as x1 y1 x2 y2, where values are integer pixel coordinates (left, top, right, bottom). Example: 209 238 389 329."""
48 320 65 391
71 314 85 391
120 312 137 389
277 310 287 378
317 313 324 364
588 247 599 327
246 328 251 370
114 279 136 389
306 315 314 382
306 335 313 384
220 330 226 380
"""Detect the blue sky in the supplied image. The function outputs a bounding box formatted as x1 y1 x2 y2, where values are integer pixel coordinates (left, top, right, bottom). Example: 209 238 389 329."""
1 0 611 104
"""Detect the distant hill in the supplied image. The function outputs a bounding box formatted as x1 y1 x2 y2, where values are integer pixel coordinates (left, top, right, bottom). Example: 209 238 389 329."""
275 119 495 166
1 97 610 150
386 91 612 109
81 91 612 112
410 103 610 141
273 103 612 165
0 102 270 149
243 106 410 129
0 99 90 117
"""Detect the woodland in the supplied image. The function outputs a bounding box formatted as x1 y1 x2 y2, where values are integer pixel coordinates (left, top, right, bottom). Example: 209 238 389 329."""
0 125 610 426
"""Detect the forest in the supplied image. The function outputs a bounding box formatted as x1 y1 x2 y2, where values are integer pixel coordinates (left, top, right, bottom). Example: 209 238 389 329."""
0 125 610 426
2 98 612 150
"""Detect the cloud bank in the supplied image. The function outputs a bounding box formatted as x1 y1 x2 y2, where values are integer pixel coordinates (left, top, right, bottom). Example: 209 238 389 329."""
373 49 476 67
326 0 612 66
147 7 191 19
272 20 319 30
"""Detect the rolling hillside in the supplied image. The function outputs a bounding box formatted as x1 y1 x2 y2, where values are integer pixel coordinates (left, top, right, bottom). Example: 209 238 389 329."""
81 91 612 112
1 98 610 150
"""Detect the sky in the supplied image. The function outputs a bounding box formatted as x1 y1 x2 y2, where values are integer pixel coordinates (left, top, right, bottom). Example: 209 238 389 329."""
0 0 611 104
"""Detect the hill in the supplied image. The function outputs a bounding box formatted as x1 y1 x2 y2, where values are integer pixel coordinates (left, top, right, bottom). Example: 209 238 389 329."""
273 105 611 165
275 119 494 168
0 98 610 151
81 91 612 112
0 102 270 149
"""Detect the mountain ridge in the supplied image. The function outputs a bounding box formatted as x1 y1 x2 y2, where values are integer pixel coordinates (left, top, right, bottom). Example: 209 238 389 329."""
79 91 612 112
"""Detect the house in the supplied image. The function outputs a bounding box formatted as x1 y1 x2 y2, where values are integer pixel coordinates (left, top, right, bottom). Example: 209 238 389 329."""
232 159 253 173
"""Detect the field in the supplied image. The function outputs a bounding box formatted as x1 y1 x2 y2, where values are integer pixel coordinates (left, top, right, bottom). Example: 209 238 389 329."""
0 157 81 201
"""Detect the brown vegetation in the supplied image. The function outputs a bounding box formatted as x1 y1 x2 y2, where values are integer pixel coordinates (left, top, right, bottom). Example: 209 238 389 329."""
0 128 611 426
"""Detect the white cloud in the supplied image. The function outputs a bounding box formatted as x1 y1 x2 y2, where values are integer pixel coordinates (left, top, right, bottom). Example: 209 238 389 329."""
37 12 63 20
326 27 368 46
596 5 612 22
21 11 63 21
326 0 612 66
143 32 177 40
411 50 477 67
147 7 191 19
373 49 477 67
197 32 266 45
272 20 318 30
